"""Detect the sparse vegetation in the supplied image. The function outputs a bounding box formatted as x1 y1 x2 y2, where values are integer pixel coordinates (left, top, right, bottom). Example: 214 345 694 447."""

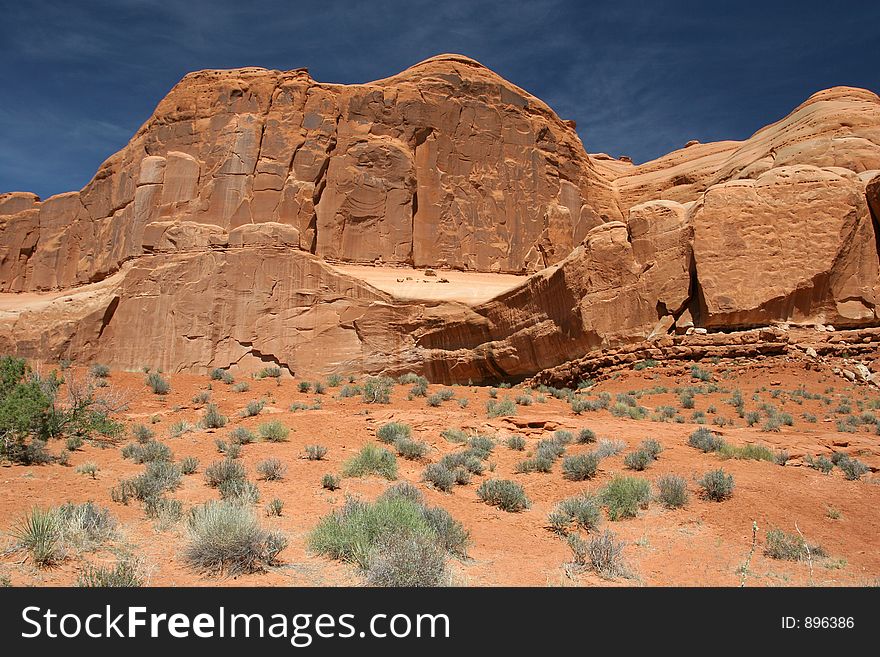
184 500 286 575
342 444 397 480
562 453 600 481
476 479 530 512
486 398 517 418
568 530 629 579
376 421 410 444
598 475 651 520
764 528 825 561
146 372 170 395
305 444 328 461
699 468 735 501
547 493 601 534
257 420 289 442
256 458 287 481
322 473 341 491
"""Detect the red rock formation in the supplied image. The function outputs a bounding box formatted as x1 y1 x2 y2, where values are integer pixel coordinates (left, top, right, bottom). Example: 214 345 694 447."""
1 57 879 381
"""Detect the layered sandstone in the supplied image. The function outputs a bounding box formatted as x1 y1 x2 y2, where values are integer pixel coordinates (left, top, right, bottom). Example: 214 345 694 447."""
1 56 879 381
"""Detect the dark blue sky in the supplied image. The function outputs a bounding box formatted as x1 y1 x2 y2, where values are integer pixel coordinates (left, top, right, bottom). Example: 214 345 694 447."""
2 0 878 199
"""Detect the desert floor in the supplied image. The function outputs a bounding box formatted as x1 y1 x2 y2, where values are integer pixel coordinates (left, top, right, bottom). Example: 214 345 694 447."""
1 358 878 587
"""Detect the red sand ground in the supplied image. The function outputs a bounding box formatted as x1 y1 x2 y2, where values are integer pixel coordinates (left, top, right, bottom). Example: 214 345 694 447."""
1 358 878 587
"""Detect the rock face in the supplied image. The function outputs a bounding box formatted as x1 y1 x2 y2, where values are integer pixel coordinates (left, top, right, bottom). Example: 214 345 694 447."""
1 56 879 381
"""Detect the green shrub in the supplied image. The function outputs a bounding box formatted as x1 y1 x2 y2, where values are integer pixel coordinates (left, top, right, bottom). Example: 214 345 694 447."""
764 528 825 561
506 435 526 450
594 438 625 458
690 365 712 382
423 463 456 491
640 438 663 458
184 500 286 575
305 444 328 461
75 462 99 479
837 455 869 481
476 479 530 512
181 456 199 475
298 381 312 393
322 473 341 491
121 440 171 464
242 400 264 417
548 493 601 534
623 449 654 471
219 479 260 505
202 403 227 429
656 474 688 508
376 422 411 444
562 453 600 481
231 382 250 394
467 435 495 457
699 468 735 501
688 427 723 453
256 458 287 481
326 374 343 387
395 438 428 460
362 377 394 404
258 366 282 379
11 508 60 566
409 378 429 397
131 424 154 443
220 371 235 385
536 439 565 461
205 459 247 489
717 442 775 461
342 444 397 480
144 496 183 524
420 505 469 556
168 420 195 438
66 434 84 451
486 398 516 418
440 427 468 443
774 450 790 466
515 456 553 473
90 363 111 378
192 390 211 405
76 560 142 587
515 393 533 406
805 454 834 474
266 498 284 517
230 426 256 444
210 368 226 381
379 482 425 505
598 475 651 520
438 450 485 475
146 373 170 395
576 428 596 444
258 420 289 442
309 495 462 585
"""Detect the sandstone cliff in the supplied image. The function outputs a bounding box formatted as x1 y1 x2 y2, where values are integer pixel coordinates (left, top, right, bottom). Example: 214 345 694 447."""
1 56 879 381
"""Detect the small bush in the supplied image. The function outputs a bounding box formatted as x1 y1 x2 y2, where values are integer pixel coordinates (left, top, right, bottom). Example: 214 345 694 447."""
376 422 411 444
515 456 554 473
486 398 516 418
599 475 651 520
298 381 312 393
717 442 775 461
242 400 265 417
837 455 869 481
76 462 99 479
805 454 834 474
192 390 211 405
576 428 596 444
77 560 142 587
66 435 84 451
362 377 394 404
699 468 735 501
506 435 526 450
365 532 447 587
305 444 328 461
623 449 654 471
656 474 688 509
131 424 154 443
594 438 626 458
548 493 601 534
690 365 712 382
181 456 199 475
219 479 260 505
688 427 723 453
121 440 172 464
421 505 469 556
205 459 247 489
256 458 287 481
640 438 663 458
232 382 250 393
764 528 825 561
185 501 286 575
202 403 227 429
90 363 111 378
562 453 600 481
423 463 456 492
230 426 256 444
265 498 284 517
440 427 468 443
146 373 170 395
339 384 361 398
476 479 530 512
322 473 341 491
209 368 225 381
342 444 397 480
568 530 628 579
467 435 495 457
220 371 235 385
259 366 282 379
774 450 790 466
258 420 289 442
395 438 428 460
168 420 195 438
12 508 60 566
